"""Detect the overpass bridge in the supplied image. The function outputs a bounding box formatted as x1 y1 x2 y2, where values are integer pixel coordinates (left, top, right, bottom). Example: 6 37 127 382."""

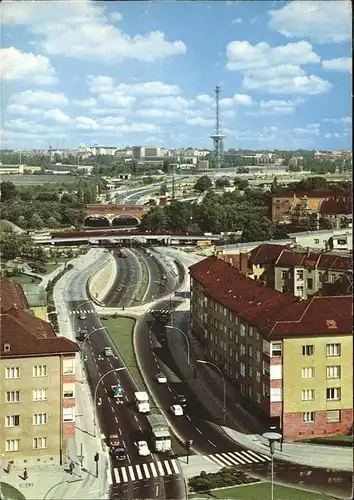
36 230 222 246
84 204 148 227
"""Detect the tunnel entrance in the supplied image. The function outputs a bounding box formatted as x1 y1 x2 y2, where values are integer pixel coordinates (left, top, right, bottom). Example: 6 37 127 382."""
84 216 110 228
112 215 140 227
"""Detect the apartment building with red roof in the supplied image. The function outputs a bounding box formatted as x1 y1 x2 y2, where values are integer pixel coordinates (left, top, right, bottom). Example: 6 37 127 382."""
189 257 353 441
0 278 79 464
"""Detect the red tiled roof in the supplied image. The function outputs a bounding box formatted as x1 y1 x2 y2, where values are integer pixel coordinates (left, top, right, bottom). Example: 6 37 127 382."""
275 250 304 267
189 256 352 339
0 278 78 358
249 244 285 265
273 189 351 199
0 278 29 313
319 197 352 215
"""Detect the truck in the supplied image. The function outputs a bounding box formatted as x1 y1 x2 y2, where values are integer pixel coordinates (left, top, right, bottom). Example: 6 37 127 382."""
146 413 171 453
134 391 150 414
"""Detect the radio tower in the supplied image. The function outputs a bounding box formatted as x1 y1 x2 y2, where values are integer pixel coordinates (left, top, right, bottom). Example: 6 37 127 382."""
210 85 225 169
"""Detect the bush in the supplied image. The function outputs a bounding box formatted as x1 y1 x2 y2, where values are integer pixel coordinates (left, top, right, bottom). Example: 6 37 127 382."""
189 468 258 492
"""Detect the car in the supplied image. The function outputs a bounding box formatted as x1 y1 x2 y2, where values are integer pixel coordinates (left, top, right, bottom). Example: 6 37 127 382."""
174 394 187 408
156 372 167 384
104 347 113 357
162 275 167 280
110 445 127 461
135 440 151 457
170 404 183 416
79 312 87 320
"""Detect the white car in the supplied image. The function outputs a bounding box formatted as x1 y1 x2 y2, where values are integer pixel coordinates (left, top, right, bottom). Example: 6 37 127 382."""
135 440 151 457
170 404 183 416
79 312 87 320
156 372 167 384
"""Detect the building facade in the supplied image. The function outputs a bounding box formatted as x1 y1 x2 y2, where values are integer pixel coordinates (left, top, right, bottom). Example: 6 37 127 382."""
189 257 352 441
0 278 78 465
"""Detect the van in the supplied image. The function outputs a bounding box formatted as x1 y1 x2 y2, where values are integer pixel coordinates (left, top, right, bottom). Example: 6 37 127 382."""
104 347 113 357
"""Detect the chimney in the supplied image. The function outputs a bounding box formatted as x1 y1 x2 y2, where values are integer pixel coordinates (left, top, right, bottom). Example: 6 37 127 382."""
306 246 310 257
239 252 249 275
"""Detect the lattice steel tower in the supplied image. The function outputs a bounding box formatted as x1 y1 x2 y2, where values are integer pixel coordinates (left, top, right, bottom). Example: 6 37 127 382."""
210 85 225 169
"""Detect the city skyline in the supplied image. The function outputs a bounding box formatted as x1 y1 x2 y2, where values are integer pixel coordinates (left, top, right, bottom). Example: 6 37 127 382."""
1 0 352 151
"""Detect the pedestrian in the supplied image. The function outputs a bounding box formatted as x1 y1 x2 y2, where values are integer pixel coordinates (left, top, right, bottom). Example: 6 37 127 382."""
23 468 28 480
69 461 75 475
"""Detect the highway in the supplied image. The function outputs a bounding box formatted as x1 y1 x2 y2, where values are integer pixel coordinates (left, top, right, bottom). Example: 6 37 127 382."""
64 249 185 499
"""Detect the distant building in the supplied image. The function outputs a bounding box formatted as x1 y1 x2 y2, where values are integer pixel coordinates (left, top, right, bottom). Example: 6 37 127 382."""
189 257 352 442
132 146 164 159
0 278 79 464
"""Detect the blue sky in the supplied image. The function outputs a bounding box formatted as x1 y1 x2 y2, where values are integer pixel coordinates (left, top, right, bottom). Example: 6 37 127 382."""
1 0 351 151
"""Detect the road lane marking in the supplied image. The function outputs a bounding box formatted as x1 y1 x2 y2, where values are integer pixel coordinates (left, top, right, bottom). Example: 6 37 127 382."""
163 460 172 475
104 388 107 394
143 463 150 479
228 452 247 465
185 414 191 421
128 465 135 481
171 459 179 474
110 405 115 412
114 468 120 483
107 469 113 486
150 462 158 477
118 427 122 435
121 467 128 482
214 453 234 466
135 464 143 480
155 485 158 496
134 415 138 421
167 387 172 392
208 440 216 447
156 461 164 476
246 449 267 462
196 427 202 434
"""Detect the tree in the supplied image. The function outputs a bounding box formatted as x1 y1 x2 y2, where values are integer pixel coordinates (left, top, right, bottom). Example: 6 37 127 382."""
159 183 168 196
296 177 328 190
194 175 212 193
140 206 168 232
234 178 249 190
30 213 44 229
162 159 170 174
215 178 230 188
17 215 28 229
47 216 61 229
241 216 274 242
0 181 17 202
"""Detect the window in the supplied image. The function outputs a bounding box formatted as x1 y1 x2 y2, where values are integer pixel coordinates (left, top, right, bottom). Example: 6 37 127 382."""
63 383 75 398
256 331 260 341
256 392 261 404
248 345 253 358
228 328 233 340
270 387 282 402
33 389 47 401
256 350 261 362
326 387 341 401
5 367 20 379
240 344 245 356
248 365 253 378
326 366 341 379
256 371 261 383
6 391 20 403
6 439 19 452
63 407 75 422
302 389 314 401
33 437 47 450
5 415 20 427
271 342 282 357
262 362 270 377
326 344 341 357
262 384 270 399
248 326 253 337
307 278 313 289
281 271 287 280
327 410 341 423
228 346 233 357
33 413 47 425
302 345 314 356
240 363 246 377
248 385 253 397
240 324 245 337
301 367 314 379
302 412 314 423
33 365 47 377
296 270 304 280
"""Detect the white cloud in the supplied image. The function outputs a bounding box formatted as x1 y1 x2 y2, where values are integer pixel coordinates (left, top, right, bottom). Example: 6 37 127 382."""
2 0 186 63
0 47 56 84
322 57 352 73
72 98 97 108
268 1 351 44
115 123 161 133
88 75 115 93
136 109 182 119
43 109 71 123
10 90 69 107
196 94 214 105
231 18 243 25
323 116 352 126
220 94 252 107
226 40 320 71
4 118 53 133
6 104 41 117
293 123 320 136
74 116 99 130
115 81 181 96
99 93 136 107
247 98 305 116
243 72 331 95
109 12 123 22
186 117 214 127
141 96 193 110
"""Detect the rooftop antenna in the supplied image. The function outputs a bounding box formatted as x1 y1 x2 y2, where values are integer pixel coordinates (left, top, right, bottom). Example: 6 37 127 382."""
210 85 225 169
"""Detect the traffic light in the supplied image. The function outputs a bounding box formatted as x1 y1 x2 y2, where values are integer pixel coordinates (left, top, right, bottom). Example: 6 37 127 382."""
94 452 99 462
185 440 193 451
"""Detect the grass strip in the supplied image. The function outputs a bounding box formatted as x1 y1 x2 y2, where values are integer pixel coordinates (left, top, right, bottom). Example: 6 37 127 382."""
11 274 42 285
189 482 331 499
134 253 149 304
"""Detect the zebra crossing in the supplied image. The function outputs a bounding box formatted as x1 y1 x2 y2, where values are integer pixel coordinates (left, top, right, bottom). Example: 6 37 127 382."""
205 449 271 468
149 309 170 315
69 309 95 315
113 458 179 484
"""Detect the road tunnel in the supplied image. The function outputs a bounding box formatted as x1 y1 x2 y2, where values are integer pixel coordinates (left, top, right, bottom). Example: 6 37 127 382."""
84 216 110 228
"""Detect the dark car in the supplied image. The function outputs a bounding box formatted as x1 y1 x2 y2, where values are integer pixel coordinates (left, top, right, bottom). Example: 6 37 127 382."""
110 446 127 461
174 394 187 408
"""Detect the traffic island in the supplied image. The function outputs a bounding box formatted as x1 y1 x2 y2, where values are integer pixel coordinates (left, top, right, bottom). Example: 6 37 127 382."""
0 482 27 500
133 252 149 303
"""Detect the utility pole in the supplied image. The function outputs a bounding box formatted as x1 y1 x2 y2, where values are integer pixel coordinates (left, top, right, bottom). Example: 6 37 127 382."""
172 161 176 200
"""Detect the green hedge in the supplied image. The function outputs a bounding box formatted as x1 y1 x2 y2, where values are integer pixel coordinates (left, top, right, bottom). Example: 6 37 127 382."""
189 468 258 493
46 263 73 333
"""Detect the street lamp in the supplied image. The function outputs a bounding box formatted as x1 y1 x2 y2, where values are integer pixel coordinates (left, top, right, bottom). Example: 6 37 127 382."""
93 367 126 437
196 360 226 424
165 325 190 366
80 327 106 383
262 431 282 500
